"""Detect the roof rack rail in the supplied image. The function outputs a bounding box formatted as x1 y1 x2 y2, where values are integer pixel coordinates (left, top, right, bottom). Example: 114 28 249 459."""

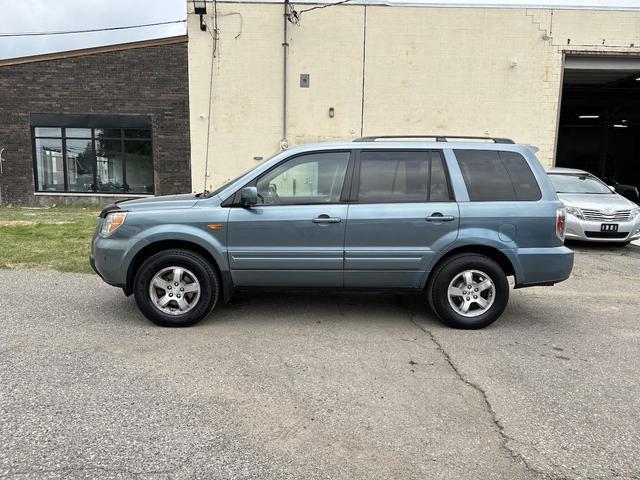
353 135 515 144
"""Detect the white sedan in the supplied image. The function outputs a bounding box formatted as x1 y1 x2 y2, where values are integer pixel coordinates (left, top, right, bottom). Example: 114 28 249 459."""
546 167 640 245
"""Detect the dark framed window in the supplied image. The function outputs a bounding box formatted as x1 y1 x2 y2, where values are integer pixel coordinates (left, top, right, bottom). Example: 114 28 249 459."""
255 151 351 205
454 149 541 202
355 150 452 203
32 122 153 194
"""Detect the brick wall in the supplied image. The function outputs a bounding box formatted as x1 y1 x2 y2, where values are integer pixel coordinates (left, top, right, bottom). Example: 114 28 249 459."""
0 39 191 205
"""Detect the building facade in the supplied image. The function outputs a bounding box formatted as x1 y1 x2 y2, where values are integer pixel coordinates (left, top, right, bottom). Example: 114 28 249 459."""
187 2 640 193
0 36 191 205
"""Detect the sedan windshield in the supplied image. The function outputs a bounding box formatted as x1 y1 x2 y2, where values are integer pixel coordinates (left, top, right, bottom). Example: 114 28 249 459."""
548 173 612 194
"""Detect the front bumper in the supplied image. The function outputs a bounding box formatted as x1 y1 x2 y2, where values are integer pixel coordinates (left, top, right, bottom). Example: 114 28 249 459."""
565 215 640 242
90 234 131 288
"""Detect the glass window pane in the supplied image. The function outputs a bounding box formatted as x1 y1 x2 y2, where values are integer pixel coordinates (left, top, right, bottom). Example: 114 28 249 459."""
66 139 95 192
358 151 430 203
34 127 61 137
65 128 92 138
429 152 451 201
455 150 517 202
95 139 125 193
548 173 611 194
35 138 64 191
499 151 542 201
95 128 122 139
124 129 151 139
257 152 350 205
125 141 154 194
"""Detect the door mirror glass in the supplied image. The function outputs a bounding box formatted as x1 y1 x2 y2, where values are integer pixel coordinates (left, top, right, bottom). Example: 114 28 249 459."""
240 186 258 206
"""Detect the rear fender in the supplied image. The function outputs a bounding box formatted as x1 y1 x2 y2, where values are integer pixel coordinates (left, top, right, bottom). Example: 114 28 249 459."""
420 236 522 288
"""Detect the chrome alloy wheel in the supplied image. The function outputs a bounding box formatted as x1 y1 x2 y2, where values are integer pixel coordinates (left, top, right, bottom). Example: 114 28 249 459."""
149 266 201 315
447 269 496 318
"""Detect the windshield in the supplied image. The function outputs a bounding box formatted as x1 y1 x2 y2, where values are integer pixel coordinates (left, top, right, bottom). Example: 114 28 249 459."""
548 173 612 195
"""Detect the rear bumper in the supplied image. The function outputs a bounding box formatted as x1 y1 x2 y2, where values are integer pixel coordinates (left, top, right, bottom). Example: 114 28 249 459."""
508 246 574 288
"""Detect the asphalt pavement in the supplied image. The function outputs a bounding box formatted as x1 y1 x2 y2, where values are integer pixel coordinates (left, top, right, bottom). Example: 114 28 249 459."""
1 244 639 479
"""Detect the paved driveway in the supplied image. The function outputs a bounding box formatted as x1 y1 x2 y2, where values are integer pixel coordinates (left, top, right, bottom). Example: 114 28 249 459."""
1 245 639 479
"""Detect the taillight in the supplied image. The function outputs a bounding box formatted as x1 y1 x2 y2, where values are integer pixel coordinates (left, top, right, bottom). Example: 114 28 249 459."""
556 208 566 241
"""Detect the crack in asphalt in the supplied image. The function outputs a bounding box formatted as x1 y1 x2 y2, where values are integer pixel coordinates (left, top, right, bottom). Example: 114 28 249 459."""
400 301 551 480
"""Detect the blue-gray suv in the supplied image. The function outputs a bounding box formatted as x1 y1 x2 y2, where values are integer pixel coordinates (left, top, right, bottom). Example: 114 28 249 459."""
91 136 574 329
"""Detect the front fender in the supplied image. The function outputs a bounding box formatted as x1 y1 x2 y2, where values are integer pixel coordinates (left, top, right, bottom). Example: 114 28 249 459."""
122 224 229 278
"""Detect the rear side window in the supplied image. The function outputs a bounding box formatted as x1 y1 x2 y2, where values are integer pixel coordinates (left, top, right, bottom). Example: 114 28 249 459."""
357 150 451 203
454 150 541 201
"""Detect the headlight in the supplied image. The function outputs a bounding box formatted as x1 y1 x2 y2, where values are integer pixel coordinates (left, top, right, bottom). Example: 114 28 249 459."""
101 212 127 236
630 207 640 221
565 206 584 220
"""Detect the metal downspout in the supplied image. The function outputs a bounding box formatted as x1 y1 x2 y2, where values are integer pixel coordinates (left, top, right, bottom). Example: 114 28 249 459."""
281 0 289 150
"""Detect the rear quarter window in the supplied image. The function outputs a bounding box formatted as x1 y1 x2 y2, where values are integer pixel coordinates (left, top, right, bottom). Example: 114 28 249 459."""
454 149 541 201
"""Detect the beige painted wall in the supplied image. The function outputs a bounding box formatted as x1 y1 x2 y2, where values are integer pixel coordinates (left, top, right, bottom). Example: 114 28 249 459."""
187 2 640 192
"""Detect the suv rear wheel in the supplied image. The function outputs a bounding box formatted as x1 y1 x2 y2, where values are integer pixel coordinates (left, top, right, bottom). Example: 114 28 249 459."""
428 253 509 329
133 249 219 327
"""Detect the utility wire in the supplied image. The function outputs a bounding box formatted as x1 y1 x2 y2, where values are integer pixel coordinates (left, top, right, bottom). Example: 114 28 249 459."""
287 0 353 26
0 19 186 37
297 0 353 14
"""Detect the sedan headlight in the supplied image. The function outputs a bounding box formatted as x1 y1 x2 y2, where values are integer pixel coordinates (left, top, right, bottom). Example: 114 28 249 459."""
630 207 640 221
565 206 584 220
101 212 127 236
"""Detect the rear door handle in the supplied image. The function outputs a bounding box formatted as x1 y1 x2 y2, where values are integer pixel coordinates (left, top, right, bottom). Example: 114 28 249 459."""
426 213 455 222
313 214 341 224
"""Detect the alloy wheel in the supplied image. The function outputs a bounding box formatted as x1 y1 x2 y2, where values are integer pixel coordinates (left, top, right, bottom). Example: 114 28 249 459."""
447 269 496 317
149 266 201 315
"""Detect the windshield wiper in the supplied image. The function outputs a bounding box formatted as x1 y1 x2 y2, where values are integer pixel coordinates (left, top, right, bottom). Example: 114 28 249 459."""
556 191 603 194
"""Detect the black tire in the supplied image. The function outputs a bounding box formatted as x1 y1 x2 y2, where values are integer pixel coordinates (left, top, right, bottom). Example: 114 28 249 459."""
427 253 509 329
133 249 220 327
608 241 630 248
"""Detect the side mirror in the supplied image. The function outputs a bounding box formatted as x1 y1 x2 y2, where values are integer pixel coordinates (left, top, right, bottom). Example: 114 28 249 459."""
240 186 258 206
608 185 616 193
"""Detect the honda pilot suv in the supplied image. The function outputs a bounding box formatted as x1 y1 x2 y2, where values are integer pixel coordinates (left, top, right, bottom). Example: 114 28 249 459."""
91 136 574 329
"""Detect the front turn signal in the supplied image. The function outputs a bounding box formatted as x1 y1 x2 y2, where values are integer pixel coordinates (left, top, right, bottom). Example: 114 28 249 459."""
101 212 127 236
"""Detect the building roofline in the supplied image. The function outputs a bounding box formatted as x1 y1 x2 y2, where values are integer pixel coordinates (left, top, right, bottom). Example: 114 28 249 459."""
0 35 188 67
214 0 640 11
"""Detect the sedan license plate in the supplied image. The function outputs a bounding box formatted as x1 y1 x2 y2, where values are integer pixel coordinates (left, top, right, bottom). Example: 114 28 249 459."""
601 223 619 232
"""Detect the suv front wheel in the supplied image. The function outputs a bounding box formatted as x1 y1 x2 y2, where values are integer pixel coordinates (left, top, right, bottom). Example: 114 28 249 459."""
133 249 220 327
428 253 509 329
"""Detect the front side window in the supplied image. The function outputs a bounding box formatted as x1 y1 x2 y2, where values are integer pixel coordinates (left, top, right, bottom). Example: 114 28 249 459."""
357 150 451 203
256 152 350 205
33 126 153 194
455 150 541 202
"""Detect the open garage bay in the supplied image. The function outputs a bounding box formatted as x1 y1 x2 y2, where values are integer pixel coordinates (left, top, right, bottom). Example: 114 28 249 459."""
557 55 640 201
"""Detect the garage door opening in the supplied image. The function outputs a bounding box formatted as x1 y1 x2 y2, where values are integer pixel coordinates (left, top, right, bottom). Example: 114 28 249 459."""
555 55 640 201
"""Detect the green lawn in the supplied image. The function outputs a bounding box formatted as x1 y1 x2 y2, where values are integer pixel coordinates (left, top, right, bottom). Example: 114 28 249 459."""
0 206 100 273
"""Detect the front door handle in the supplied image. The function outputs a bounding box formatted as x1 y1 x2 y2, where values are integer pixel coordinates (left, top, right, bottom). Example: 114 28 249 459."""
426 213 455 222
313 214 341 224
